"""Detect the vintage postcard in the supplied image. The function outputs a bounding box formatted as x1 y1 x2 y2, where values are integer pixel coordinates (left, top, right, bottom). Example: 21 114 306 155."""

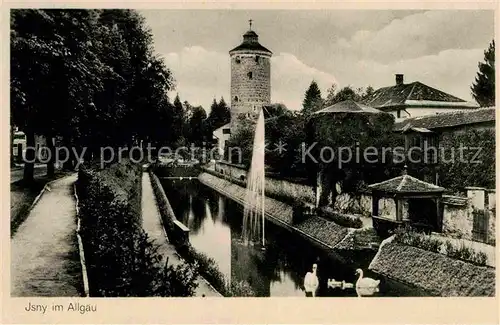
1 1 498 324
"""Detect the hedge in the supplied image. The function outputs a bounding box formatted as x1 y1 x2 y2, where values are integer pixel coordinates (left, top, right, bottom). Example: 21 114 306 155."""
77 160 198 297
316 206 363 229
393 227 488 266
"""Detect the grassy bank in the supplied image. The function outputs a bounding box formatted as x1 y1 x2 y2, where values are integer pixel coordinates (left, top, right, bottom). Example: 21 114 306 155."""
77 160 198 297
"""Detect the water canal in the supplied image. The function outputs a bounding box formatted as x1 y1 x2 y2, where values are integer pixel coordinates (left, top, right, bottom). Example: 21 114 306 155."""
159 177 428 297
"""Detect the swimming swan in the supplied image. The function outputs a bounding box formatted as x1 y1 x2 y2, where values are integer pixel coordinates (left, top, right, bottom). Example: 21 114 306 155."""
355 269 380 297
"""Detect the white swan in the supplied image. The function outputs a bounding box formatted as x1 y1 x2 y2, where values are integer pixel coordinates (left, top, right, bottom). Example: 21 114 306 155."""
304 264 319 297
355 269 380 297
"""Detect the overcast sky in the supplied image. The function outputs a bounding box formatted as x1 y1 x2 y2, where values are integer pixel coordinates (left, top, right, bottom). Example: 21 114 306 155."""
139 10 494 111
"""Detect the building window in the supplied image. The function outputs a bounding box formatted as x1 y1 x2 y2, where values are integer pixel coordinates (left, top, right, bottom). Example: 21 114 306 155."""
255 56 260 64
222 128 231 134
234 96 239 102
247 71 253 79
235 57 241 64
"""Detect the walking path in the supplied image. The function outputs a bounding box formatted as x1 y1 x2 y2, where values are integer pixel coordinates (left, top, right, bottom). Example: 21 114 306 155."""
141 172 222 297
11 174 82 297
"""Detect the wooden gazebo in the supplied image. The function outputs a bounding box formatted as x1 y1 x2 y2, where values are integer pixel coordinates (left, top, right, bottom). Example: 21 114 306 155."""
368 170 445 234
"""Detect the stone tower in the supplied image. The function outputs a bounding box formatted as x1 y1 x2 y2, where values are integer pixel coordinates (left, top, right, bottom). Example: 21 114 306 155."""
229 22 272 128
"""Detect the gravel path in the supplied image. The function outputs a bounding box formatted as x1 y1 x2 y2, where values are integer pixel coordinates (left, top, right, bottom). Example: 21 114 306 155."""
141 172 222 297
11 174 82 297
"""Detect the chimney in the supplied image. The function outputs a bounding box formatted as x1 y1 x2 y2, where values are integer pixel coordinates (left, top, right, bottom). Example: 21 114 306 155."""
395 74 404 86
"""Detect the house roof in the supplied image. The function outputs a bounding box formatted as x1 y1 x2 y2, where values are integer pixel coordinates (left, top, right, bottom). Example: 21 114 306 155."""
229 30 272 54
213 122 231 133
363 81 478 110
368 174 445 194
314 99 383 114
394 107 495 131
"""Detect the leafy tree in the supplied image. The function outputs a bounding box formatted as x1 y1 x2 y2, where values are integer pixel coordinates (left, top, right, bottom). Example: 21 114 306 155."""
324 84 338 108
437 129 495 192
471 40 495 107
11 9 106 179
302 80 323 115
363 86 375 99
307 112 402 206
11 9 176 180
324 85 374 107
263 103 292 118
324 85 361 107
224 115 255 166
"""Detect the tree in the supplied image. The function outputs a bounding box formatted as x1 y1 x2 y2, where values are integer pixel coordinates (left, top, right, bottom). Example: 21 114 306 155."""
185 103 207 146
11 9 176 180
206 96 230 136
324 85 362 107
263 103 292 118
471 40 495 107
302 81 323 116
307 112 402 207
11 9 106 179
363 86 374 99
171 94 186 145
324 84 338 108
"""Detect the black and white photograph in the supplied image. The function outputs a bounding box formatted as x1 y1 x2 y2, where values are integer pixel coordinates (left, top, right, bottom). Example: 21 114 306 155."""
6 6 496 306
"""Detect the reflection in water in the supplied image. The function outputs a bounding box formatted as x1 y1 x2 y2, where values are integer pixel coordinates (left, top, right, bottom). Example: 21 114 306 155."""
159 178 427 297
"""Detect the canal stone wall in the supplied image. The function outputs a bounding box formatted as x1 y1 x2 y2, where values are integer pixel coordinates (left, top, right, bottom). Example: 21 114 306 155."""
199 172 354 255
213 161 373 215
368 240 495 296
149 171 190 248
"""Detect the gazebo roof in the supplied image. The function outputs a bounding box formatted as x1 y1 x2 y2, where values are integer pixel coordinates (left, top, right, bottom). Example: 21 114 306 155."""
368 174 445 194
314 99 383 115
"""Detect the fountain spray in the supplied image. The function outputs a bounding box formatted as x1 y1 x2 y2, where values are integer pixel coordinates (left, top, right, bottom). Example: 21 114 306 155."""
242 108 266 248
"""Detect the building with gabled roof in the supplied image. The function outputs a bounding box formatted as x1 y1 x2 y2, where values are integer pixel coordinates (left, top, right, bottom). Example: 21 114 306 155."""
363 74 479 119
393 107 495 133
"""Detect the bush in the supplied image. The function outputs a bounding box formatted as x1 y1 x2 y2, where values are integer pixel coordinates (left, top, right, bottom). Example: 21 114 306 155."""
394 227 488 266
77 161 198 296
316 206 363 228
445 241 488 266
229 280 255 297
180 245 229 296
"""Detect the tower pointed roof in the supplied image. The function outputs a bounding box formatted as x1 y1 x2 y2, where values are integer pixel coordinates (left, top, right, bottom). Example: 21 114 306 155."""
230 24 272 55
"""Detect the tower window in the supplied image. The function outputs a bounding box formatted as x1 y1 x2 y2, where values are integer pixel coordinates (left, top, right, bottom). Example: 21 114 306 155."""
234 96 239 102
255 56 260 64
247 71 253 79
235 57 241 64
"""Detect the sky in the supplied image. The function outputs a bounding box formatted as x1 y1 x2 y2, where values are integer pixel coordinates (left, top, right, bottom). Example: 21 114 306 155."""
139 10 494 111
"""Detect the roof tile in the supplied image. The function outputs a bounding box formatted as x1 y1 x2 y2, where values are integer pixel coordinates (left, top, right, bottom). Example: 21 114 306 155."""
394 107 495 131
363 81 472 109
368 174 445 193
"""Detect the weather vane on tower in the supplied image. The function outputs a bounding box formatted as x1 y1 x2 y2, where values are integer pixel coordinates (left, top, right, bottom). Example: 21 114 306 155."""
249 19 253 30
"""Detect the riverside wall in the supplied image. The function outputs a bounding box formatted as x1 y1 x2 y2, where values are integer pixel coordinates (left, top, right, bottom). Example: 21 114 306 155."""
198 171 378 266
369 238 495 296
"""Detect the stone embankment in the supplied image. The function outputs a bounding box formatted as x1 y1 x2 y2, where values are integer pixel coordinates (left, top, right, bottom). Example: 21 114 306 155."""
369 236 495 296
198 172 374 262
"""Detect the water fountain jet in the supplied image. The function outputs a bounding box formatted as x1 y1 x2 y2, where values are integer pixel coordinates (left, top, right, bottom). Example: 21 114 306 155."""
242 109 266 248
